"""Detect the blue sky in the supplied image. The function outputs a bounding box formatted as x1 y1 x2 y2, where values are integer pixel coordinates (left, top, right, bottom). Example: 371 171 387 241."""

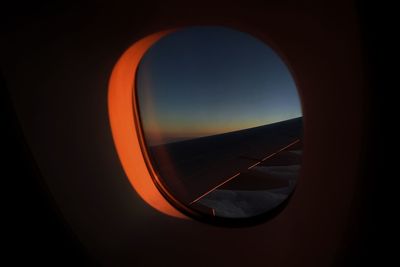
137 26 302 145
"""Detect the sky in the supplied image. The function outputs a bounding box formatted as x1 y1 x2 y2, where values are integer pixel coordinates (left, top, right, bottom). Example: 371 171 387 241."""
136 26 302 145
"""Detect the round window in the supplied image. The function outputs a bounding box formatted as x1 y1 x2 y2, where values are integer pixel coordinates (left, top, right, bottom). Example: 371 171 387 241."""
135 26 303 223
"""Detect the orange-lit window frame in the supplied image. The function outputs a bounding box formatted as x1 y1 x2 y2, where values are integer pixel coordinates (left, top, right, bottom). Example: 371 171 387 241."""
108 30 190 219
108 28 303 224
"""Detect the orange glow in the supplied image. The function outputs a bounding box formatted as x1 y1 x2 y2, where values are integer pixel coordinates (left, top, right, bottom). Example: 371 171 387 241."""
108 30 187 219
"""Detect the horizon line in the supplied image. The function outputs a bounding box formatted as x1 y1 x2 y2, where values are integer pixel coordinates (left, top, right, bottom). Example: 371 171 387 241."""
146 116 303 147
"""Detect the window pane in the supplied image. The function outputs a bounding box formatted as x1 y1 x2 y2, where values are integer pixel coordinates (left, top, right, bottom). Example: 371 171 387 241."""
136 26 303 220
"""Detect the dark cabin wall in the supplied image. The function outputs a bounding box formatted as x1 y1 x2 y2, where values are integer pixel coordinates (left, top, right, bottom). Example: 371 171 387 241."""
2 1 382 266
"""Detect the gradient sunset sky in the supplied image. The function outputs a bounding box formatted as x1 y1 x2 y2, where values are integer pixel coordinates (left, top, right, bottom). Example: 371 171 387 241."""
137 26 302 145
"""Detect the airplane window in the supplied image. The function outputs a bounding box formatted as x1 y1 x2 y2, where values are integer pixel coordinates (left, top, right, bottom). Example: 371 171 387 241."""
135 26 303 223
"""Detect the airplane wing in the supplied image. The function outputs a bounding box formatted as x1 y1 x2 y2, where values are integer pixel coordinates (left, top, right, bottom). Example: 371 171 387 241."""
147 117 303 210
